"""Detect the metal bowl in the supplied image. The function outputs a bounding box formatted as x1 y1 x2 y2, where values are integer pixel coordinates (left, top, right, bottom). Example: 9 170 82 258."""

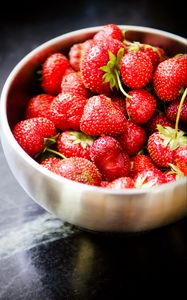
0 25 187 232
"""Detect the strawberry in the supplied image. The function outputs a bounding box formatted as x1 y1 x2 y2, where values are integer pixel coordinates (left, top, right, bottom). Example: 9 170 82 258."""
40 157 61 172
111 96 128 116
153 54 187 101
144 111 174 135
134 167 166 188
93 24 123 42
68 39 94 71
57 131 94 160
90 136 130 181
175 145 187 175
49 92 87 131
166 96 187 123
61 71 90 98
41 53 70 95
13 117 57 157
118 121 146 156
105 177 135 189
125 40 167 70
80 95 127 136
25 94 54 119
126 89 156 124
80 38 126 95
147 125 187 168
130 154 154 176
120 50 153 89
54 157 101 186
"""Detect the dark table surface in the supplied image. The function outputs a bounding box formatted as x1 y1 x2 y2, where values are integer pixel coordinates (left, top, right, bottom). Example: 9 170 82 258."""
0 1 187 299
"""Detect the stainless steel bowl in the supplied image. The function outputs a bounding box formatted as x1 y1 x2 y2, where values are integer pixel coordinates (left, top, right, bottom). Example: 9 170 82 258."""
1 25 187 232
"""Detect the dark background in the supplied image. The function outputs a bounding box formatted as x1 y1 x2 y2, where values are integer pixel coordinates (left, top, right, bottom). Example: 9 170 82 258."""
0 1 187 299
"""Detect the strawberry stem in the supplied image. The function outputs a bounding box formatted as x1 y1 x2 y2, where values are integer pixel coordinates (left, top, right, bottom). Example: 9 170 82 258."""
175 87 187 138
46 148 67 159
115 69 131 98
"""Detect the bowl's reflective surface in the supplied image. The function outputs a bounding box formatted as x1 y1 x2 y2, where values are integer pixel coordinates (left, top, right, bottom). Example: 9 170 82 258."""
1 25 187 232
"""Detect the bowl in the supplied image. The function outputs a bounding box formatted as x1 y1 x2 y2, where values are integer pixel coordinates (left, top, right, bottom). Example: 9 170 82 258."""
0 25 187 233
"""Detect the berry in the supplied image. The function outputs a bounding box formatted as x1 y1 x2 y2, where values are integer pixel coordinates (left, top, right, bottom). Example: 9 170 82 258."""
61 71 90 98
80 95 127 136
166 97 187 123
126 89 156 124
57 131 94 160
13 117 57 157
41 53 70 95
25 94 54 119
134 167 166 188
105 177 135 189
90 136 130 181
40 157 61 172
93 24 123 41
175 145 187 175
118 121 146 156
54 157 102 186
153 54 187 101
50 92 87 131
120 50 153 89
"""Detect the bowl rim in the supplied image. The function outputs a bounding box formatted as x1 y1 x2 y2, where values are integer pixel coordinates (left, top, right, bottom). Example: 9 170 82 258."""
1 24 187 196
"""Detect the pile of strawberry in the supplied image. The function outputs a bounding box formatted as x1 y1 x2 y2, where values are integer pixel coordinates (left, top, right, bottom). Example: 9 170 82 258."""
13 24 187 189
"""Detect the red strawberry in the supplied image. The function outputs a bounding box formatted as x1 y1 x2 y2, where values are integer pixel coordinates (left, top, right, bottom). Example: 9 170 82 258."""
134 167 166 188
80 95 127 136
61 72 90 98
90 136 130 181
118 121 146 156
25 94 54 119
175 145 187 175
105 177 135 189
13 117 57 157
153 54 187 101
93 24 123 41
120 50 153 89
41 53 70 95
130 154 154 176
57 131 94 160
166 96 187 123
144 111 174 135
126 89 156 124
68 39 94 71
54 157 101 186
148 125 182 168
49 92 87 131
40 157 61 172
80 38 126 95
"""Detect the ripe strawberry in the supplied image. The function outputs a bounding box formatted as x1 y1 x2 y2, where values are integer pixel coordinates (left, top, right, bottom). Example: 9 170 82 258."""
130 154 154 176
147 125 187 168
90 136 130 181
144 111 174 135
54 157 101 186
175 145 187 175
40 157 61 172
153 54 187 101
61 72 90 98
49 92 87 131
118 121 146 156
41 53 70 95
126 89 156 124
105 177 135 189
120 50 153 89
25 94 54 119
124 40 168 69
13 117 57 157
80 38 126 95
80 95 127 136
134 167 166 188
93 24 123 41
57 131 94 160
166 96 187 123
68 39 94 71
